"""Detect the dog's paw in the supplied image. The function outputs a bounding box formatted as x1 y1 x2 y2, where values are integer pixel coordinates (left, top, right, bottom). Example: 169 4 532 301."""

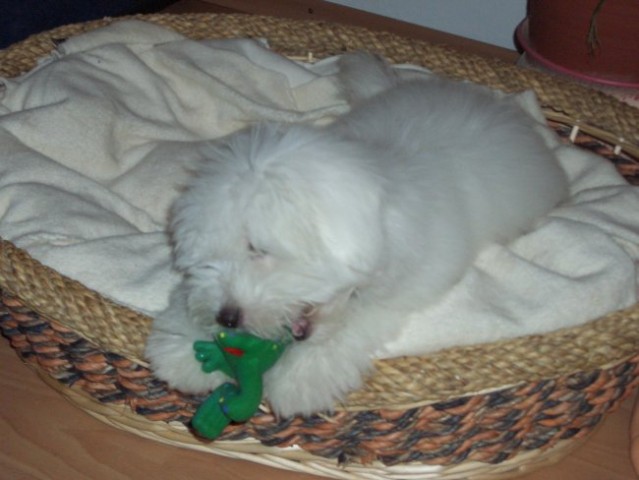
145 328 229 394
263 340 368 417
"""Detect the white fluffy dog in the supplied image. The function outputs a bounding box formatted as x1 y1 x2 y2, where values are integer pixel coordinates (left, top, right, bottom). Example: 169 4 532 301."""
145 53 568 417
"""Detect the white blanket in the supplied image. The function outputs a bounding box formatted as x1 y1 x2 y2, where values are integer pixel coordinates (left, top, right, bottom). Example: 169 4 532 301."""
0 20 637 358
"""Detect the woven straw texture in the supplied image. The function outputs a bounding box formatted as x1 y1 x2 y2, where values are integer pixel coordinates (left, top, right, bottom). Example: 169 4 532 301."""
1 13 638 479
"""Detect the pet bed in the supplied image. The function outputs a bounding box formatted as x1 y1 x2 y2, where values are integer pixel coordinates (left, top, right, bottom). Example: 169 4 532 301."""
1 13 638 480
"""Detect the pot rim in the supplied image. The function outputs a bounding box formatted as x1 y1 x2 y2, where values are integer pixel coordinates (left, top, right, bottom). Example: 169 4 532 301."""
516 19 639 89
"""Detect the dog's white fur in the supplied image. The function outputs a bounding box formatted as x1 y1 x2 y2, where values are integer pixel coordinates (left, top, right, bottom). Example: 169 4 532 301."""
145 53 568 417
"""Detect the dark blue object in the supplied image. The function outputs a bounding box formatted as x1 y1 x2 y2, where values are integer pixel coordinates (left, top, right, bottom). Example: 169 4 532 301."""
0 0 177 49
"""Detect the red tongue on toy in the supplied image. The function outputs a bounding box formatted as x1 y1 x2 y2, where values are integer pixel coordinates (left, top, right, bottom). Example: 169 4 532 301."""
224 347 245 357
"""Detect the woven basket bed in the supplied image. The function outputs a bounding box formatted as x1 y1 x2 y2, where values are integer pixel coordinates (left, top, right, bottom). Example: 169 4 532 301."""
1 13 639 480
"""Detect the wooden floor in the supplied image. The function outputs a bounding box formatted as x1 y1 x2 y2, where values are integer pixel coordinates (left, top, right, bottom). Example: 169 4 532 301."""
2 2 638 479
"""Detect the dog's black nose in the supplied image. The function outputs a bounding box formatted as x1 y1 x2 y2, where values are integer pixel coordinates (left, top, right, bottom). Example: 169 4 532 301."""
216 305 242 328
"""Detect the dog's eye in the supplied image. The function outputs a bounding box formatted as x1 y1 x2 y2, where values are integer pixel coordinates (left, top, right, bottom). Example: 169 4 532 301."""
198 262 220 271
248 242 268 258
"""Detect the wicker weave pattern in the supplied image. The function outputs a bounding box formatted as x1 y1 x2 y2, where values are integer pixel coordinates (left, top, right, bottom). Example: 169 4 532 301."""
2 291 637 467
0 238 150 362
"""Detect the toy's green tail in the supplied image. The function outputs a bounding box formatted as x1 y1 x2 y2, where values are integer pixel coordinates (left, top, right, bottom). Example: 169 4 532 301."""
191 383 235 439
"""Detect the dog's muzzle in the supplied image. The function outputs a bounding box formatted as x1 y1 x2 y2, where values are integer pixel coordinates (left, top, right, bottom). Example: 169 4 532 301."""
215 303 315 341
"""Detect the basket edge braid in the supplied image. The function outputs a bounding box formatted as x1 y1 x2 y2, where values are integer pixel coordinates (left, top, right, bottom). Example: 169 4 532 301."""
0 239 151 362
26 368 627 480
0 13 638 412
5 313 637 474
1 13 638 149
25 366 618 479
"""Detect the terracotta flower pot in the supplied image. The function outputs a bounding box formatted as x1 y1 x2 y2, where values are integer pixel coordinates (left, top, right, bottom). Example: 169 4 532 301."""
516 0 639 88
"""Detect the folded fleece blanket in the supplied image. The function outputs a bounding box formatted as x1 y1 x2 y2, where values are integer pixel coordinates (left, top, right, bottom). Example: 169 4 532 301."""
0 20 637 358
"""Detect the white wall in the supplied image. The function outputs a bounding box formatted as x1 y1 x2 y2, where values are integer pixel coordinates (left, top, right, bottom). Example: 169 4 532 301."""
326 0 527 50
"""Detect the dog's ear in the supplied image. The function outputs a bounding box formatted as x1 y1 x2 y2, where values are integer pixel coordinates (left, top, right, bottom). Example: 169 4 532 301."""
314 179 386 278
168 134 252 271
274 132 389 279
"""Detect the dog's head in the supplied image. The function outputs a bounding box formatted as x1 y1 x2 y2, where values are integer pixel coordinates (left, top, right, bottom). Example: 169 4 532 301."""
170 124 387 340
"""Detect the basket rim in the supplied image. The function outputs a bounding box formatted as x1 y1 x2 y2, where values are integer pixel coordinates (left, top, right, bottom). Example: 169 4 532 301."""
4 292 637 468
30 364 593 480
0 12 638 412
1 12 638 150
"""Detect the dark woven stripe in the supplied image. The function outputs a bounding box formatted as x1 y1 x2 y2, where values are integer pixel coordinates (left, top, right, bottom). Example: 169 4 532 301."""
549 121 639 185
2 286 638 466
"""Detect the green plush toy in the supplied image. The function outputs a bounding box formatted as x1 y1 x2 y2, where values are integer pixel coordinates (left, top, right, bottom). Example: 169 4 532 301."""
191 330 290 439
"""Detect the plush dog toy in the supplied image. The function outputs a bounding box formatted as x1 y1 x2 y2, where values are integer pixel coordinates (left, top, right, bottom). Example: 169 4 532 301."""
191 330 290 439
